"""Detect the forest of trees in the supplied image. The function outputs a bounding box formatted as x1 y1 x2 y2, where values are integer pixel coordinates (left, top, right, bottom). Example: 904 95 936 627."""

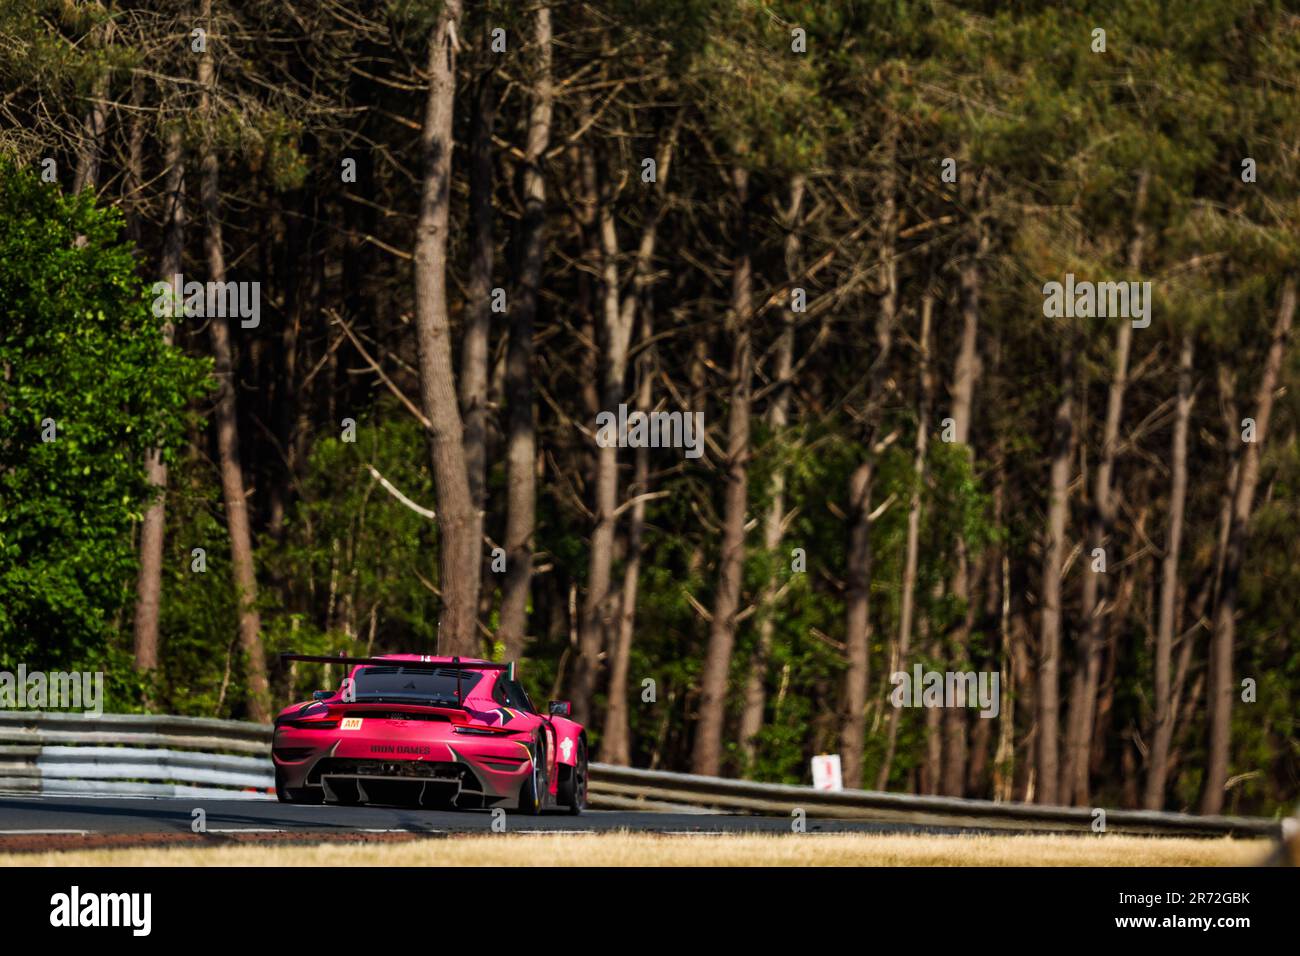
1 1 1297 817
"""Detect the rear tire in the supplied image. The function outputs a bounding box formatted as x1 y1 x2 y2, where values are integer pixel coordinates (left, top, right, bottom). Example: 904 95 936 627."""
515 733 547 815
558 738 587 814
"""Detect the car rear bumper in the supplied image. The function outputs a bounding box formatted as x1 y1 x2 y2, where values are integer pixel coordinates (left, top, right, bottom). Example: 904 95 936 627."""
272 722 535 809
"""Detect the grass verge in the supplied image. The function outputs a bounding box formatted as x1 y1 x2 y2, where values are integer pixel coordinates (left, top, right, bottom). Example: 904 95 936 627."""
0 832 1271 867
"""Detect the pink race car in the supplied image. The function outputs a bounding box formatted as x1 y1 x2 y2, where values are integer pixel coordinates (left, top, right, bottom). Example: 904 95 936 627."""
272 654 588 814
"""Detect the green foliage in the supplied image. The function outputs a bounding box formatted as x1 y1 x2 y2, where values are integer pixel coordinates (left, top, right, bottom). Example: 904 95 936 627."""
691 1 843 171
0 163 207 667
262 409 442 653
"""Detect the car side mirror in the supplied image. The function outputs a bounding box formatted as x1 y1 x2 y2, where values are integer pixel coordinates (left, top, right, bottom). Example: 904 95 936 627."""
312 690 331 701
548 700 572 717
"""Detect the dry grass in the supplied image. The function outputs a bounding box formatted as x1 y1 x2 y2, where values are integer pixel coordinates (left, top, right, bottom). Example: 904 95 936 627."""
0 832 1271 867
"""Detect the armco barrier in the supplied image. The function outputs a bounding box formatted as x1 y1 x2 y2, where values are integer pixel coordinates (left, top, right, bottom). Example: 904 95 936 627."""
586 764 1282 837
0 712 1283 836
0 711 273 798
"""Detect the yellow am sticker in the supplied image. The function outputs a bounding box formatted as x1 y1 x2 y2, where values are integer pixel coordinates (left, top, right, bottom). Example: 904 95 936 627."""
341 717 363 731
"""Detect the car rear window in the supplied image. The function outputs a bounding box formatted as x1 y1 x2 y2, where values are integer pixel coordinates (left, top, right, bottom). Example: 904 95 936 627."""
352 666 482 704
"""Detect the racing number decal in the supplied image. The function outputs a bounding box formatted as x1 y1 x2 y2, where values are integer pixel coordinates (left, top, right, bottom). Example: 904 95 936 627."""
341 717 363 731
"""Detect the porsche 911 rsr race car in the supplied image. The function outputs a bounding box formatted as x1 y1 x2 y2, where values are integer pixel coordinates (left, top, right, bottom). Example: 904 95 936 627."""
272 654 588 814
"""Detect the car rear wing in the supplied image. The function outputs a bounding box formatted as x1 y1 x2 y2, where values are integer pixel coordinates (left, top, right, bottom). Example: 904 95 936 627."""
280 654 513 706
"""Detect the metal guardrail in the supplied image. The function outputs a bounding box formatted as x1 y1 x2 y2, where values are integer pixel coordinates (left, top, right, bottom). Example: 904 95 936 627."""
0 711 273 798
587 764 1283 837
0 712 1284 836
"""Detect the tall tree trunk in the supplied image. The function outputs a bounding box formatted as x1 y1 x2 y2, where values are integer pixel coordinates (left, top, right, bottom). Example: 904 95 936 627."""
941 170 986 796
991 468 1016 800
738 174 805 773
573 115 679 727
920 579 945 794
1144 333 1194 809
198 0 269 720
876 289 932 790
572 158 632 728
124 73 146 245
1169 380 1240 797
1062 170 1148 805
500 3 552 659
1201 276 1295 813
72 17 113 195
1092 513 1142 789
1014 610 1037 802
461 66 496 638
842 433 878 788
133 122 186 675
842 123 898 788
967 679 993 794
412 0 481 655
594 109 682 738
692 166 754 777
603 311 654 766
1061 317 1132 804
1037 332 1077 805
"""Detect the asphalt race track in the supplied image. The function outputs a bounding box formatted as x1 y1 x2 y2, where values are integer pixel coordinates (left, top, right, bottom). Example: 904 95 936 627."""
0 792 957 838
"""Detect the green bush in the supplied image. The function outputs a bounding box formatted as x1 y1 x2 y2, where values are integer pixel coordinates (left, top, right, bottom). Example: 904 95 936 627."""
0 162 207 670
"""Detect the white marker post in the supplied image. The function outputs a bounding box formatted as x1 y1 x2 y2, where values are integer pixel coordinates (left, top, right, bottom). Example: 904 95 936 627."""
811 754 843 792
